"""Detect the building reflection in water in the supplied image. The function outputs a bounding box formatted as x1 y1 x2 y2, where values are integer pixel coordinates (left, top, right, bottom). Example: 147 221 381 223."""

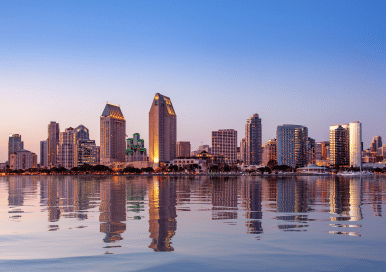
211 178 238 221
349 178 362 222
241 178 263 234
99 177 127 243
48 177 61 223
148 176 177 252
8 176 24 207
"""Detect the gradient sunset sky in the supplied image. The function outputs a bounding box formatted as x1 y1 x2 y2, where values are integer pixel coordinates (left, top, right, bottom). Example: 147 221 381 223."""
1 1 385 162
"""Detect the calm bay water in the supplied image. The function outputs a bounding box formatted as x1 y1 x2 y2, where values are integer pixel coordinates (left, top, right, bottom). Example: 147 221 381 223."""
0 175 385 271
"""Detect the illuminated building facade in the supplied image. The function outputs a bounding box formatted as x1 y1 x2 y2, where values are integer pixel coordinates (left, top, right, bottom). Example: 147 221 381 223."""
212 129 237 164
330 124 349 167
176 141 190 158
315 141 329 161
245 114 262 165
8 134 24 164
307 137 316 164
126 133 147 162
100 103 126 164
349 121 362 168
75 139 100 166
40 140 48 168
262 139 277 166
58 127 76 169
75 125 89 140
277 124 308 167
48 121 60 167
149 93 177 164
9 149 37 170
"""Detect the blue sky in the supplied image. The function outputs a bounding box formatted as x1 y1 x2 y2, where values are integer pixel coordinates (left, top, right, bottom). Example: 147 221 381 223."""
0 0 385 161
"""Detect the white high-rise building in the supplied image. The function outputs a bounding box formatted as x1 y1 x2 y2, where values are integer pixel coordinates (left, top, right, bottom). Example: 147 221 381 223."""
349 121 362 168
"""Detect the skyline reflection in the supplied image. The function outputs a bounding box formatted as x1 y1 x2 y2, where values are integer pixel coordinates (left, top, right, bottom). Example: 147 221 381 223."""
1 175 386 250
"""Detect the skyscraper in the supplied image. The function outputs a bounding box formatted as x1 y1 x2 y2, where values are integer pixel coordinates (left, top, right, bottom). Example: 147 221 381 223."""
176 141 190 158
75 125 90 141
370 136 382 152
262 139 277 166
315 141 329 161
8 134 24 164
58 127 75 169
307 137 316 164
245 114 262 165
149 93 177 164
276 124 308 168
349 121 362 168
330 124 349 167
212 129 237 164
100 103 126 164
48 121 60 167
40 140 48 168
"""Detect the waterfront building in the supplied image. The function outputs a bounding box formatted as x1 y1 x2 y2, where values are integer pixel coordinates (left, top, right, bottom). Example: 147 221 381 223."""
75 139 100 166
315 141 329 160
240 138 246 164
48 121 60 167
245 114 262 165
212 129 237 164
149 93 177 164
176 141 190 158
58 127 76 169
276 124 308 168
370 136 382 152
40 140 48 168
100 103 126 164
191 144 211 157
349 121 362 168
262 139 277 166
307 137 316 164
8 134 24 164
9 149 37 170
126 133 147 162
329 124 349 167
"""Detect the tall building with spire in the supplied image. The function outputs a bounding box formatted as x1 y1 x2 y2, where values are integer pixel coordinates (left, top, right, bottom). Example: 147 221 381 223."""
245 114 262 165
48 121 60 167
100 103 126 164
149 93 177 164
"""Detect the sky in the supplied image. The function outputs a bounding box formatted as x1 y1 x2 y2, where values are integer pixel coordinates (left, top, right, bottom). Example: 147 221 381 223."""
0 0 385 162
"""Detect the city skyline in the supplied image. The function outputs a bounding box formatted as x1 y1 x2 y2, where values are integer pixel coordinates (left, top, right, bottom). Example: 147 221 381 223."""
1 1 385 162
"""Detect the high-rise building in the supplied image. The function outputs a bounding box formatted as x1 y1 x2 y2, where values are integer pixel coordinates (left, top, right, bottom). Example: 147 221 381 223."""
277 124 308 168
262 139 277 166
100 103 126 164
212 129 237 164
8 134 24 164
9 149 37 170
349 121 362 168
40 140 48 168
75 125 90 141
75 139 99 166
370 136 382 152
307 137 316 165
58 127 76 169
176 141 190 158
245 114 262 165
240 138 246 164
126 133 147 162
330 124 349 167
315 141 329 161
48 122 60 167
149 93 177 164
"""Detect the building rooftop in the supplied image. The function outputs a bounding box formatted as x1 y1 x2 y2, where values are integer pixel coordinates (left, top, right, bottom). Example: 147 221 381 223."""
101 103 125 120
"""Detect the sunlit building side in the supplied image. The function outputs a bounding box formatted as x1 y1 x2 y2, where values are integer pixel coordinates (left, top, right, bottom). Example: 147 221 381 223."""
212 129 237 164
349 121 362 168
262 139 277 166
149 93 177 165
176 141 190 158
329 124 349 167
